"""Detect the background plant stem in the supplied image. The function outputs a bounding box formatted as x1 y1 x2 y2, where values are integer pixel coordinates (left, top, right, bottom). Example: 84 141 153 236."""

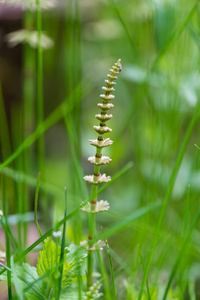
36 0 45 181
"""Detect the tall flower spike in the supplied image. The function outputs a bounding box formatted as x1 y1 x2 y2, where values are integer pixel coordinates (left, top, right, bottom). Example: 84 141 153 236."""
82 59 122 288
82 58 122 212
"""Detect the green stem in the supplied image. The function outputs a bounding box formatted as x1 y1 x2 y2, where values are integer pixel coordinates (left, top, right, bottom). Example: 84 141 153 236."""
2 176 12 299
87 212 95 286
36 0 45 180
22 10 35 248
86 60 121 288
87 137 103 286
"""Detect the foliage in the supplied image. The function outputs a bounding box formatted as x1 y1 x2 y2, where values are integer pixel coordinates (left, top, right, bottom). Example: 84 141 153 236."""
0 238 90 299
1 0 200 299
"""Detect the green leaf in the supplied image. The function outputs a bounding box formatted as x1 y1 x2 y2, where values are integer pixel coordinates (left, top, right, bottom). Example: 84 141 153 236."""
37 238 61 283
0 262 47 299
61 244 87 287
60 261 75 287
19 263 47 300
150 287 157 300
36 238 86 289
11 257 24 300
65 243 87 266
60 287 85 300
141 287 157 300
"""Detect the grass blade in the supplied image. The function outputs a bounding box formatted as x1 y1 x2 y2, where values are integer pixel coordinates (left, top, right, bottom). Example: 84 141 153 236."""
96 250 112 300
2 176 12 299
137 245 151 300
138 81 200 299
96 202 160 241
34 172 42 237
57 187 67 300
36 0 45 181
0 83 87 173
162 206 200 300
101 227 116 300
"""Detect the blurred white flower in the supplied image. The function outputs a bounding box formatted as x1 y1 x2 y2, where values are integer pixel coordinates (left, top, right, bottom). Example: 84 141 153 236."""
81 200 110 213
53 231 62 238
0 251 6 262
6 29 54 49
6 0 56 10
80 240 105 251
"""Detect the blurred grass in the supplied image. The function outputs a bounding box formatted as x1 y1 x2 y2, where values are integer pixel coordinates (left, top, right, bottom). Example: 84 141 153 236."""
1 0 200 298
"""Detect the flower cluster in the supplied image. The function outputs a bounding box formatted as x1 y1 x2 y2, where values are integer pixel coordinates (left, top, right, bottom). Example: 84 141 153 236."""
82 59 122 212
81 59 122 288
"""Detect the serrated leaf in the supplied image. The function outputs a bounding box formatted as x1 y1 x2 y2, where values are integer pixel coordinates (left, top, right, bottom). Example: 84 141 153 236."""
37 238 61 283
61 244 87 287
36 238 84 289
36 238 87 295
61 261 76 287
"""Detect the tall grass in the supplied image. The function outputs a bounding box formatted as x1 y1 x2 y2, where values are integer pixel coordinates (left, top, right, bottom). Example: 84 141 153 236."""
1 0 200 298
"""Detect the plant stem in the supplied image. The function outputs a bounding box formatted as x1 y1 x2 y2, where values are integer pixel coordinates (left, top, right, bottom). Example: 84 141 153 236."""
85 59 122 288
36 0 45 181
87 213 95 286
2 176 12 299
22 9 35 248
87 137 102 286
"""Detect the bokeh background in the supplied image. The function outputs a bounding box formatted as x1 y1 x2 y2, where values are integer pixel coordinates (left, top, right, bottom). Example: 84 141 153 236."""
1 0 200 298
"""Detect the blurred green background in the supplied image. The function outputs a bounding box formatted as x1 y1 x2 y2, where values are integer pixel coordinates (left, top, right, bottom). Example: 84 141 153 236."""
1 0 200 298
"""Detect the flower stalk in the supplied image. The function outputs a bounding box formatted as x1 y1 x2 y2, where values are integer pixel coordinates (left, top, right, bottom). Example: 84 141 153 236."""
82 59 122 287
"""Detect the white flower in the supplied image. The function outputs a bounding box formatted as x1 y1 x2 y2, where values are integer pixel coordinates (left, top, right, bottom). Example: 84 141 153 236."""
84 173 111 185
53 231 62 238
97 103 114 110
89 138 113 148
81 200 110 213
80 240 105 251
6 30 54 49
93 125 112 134
88 155 111 165
5 0 56 10
0 251 6 262
95 113 112 122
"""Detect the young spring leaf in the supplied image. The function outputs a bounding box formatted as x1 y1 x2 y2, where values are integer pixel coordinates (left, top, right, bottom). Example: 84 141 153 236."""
37 238 63 284
37 238 87 289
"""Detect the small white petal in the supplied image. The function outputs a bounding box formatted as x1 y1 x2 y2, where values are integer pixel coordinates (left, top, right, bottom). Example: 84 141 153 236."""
95 113 112 122
100 94 115 101
84 173 111 185
88 155 111 165
89 138 113 148
97 103 114 110
81 200 110 213
93 125 112 134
